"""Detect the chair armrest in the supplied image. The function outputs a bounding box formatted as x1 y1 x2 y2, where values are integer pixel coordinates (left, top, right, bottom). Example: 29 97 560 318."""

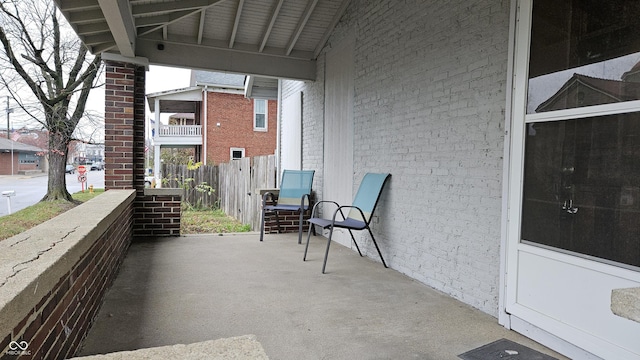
310 200 339 216
311 200 346 220
331 205 367 224
300 193 313 209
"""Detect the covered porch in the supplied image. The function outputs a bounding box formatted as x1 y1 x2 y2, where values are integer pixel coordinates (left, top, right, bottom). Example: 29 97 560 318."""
52 0 640 358
76 233 566 360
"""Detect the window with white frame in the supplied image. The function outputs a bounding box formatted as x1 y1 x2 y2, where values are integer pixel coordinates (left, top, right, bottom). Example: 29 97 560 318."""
230 147 245 160
254 99 267 131
519 0 640 268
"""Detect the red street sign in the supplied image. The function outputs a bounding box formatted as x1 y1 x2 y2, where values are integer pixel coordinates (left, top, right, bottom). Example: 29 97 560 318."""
77 165 86 174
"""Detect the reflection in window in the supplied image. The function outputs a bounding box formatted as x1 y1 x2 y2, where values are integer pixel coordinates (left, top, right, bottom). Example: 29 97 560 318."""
521 114 640 268
527 0 640 113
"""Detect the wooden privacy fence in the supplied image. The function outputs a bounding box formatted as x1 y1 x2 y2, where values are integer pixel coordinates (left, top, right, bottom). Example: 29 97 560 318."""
161 154 277 230
162 163 219 209
218 155 277 230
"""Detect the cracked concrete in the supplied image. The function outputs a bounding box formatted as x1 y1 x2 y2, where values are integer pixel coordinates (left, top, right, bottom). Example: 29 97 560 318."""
0 228 78 289
0 190 136 339
71 335 269 360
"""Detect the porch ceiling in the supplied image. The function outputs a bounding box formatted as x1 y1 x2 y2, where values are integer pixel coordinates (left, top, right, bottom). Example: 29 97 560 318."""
54 0 351 81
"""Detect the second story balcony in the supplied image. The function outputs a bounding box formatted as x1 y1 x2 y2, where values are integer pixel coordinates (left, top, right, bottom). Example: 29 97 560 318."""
154 124 203 146
159 124 202 137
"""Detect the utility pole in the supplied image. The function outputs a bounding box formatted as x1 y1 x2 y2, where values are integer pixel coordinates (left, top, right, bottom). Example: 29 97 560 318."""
6 96 14 175
6 96 12 139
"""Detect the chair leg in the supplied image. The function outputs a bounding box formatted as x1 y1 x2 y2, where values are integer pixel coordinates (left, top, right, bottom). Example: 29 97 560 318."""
367 227 387 268
303 223 314 261
347 229 363 257
260 208 266 241
297 209 304 244
322 226 334 274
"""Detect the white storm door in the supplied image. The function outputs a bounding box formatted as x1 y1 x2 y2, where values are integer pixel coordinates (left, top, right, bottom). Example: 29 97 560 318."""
506 1 640 359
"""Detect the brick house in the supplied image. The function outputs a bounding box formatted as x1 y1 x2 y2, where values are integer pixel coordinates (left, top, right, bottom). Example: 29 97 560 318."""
58 1 640 359
0 137 44 175
147 71 277 182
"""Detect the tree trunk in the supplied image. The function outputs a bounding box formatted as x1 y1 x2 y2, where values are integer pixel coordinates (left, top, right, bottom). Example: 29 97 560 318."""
41 132 73 202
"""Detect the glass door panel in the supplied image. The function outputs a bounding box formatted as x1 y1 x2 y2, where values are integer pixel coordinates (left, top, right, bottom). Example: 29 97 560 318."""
522 0 640 268
521 113 640 269
527 0 640 114
507 1 640 357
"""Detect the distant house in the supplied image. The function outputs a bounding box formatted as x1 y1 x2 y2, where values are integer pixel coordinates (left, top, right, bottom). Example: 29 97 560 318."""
0 137 44 175
70 142 105 164
147 71 277 180
168 113 196 125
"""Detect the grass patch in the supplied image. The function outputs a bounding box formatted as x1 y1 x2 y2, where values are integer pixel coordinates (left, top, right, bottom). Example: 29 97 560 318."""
0 189 104 241
181 208 251 234
0 189 249 241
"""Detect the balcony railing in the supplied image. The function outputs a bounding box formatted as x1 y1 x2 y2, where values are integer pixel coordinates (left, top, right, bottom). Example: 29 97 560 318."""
159 125 202 137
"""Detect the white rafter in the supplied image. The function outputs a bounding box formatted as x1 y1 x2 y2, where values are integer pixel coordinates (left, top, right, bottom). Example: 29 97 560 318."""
259 0 285 53
229 0 245 48
197 9 206 44
135 0 226 37
76 22 111 36
286 0 319 55
132 0 224 17
57 0 100 12
98 0 136 57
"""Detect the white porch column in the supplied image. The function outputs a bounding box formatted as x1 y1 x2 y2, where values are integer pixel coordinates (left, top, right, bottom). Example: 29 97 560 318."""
154 98 161 187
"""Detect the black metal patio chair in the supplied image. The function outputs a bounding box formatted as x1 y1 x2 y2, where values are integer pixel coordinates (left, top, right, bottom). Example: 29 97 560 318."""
304 173 391 273
260 169 315 244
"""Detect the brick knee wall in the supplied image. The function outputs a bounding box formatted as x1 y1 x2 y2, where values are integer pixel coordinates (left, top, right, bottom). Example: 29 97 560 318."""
104 61 176 237
134 189 182 237
0 197 133 360
263 210 311 234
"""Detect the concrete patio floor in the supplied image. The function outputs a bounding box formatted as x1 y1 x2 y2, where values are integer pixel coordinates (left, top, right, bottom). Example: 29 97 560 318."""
76 233 568 360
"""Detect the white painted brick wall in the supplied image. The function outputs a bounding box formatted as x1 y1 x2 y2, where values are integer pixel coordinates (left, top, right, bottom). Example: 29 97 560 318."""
281 0 510 316
281 72 325 200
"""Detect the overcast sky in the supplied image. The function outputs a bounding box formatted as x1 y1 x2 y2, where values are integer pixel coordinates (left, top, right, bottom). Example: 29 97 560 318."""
74 65 192 141
85 65 191 120
3 65 191 144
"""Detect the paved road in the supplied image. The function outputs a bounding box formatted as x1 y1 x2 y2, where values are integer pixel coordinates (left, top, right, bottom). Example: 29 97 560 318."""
0 170 105 217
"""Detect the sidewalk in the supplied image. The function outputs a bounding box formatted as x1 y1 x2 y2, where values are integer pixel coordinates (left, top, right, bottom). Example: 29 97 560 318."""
77 233 568 359
0 171 46 179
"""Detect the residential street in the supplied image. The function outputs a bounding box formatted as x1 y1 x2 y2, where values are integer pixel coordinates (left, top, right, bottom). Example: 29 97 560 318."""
0 170 105 217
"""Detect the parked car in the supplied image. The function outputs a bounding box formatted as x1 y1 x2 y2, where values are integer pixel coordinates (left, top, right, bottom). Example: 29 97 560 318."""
91 162 104 170
65 165 75 174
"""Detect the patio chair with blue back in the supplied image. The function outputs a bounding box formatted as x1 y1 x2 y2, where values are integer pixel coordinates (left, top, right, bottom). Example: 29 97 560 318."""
304 173 391 273
260 169 315 244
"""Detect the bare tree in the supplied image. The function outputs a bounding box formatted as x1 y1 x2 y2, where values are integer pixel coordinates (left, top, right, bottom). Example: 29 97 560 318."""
0 0 102 201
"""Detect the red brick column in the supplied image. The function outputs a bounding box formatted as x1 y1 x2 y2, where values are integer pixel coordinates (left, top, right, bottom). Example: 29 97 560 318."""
104 60 181 237
104 61 140 190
